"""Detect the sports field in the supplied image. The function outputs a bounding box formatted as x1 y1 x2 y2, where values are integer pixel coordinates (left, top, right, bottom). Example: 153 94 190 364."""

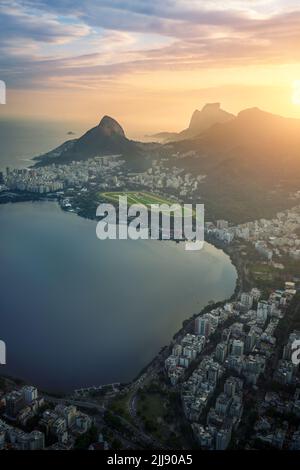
99 191 195 216
100 191 175 207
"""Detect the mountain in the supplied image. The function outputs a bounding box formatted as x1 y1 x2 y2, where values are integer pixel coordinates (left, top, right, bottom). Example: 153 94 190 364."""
34 115 159 167
183 103 235 138
151 103 235 142
174 107 300 172
169 107 300 222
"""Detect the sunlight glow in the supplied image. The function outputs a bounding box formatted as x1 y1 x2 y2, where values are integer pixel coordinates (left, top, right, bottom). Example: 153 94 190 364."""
292 80 300 105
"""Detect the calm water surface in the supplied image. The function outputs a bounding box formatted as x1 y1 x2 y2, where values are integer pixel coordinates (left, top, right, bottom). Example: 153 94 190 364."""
0 201 237 392
0 118 84 170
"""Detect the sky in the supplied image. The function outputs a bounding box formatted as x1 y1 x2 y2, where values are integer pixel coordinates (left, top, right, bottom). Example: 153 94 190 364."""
1 0 300 137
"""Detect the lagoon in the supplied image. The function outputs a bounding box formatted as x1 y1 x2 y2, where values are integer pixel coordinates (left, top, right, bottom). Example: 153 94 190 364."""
0 201 237 392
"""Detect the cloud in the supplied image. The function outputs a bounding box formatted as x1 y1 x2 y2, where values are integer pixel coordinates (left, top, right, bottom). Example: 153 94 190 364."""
0 1 90 45
1 0 300 91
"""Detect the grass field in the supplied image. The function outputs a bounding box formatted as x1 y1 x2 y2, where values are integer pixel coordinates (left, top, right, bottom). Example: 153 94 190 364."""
109 391 135 424
100 191 175 206
99 191 195 215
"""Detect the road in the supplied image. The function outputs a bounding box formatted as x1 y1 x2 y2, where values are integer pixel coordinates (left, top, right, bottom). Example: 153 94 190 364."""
43 392 164 449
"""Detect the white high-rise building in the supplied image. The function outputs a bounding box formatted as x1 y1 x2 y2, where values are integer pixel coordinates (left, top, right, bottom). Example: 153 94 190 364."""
215 342 227 363
257 301 270 324
250 288 261 301
215 428 232 450
28 431 45 450
240 292 254 309
231 339 244 357
23 386 38 405
195 315 211 337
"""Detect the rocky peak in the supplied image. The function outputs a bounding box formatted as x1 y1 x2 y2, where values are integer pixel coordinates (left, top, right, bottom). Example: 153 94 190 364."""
98 115 125 137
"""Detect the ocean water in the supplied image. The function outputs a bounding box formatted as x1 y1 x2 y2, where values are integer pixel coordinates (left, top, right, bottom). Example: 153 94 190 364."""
0 118 83 171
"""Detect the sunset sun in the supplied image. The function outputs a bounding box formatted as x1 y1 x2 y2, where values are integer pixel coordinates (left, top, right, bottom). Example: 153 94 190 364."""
292 80 300 105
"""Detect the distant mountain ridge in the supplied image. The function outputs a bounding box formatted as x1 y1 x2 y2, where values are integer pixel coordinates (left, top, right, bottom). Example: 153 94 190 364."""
152 103 300 157
35 105 300 185
151 103 235 142
172 106 300 170
168 106 300 221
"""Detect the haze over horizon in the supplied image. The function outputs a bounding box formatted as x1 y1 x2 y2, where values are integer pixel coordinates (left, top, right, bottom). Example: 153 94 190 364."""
1 1 300 137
